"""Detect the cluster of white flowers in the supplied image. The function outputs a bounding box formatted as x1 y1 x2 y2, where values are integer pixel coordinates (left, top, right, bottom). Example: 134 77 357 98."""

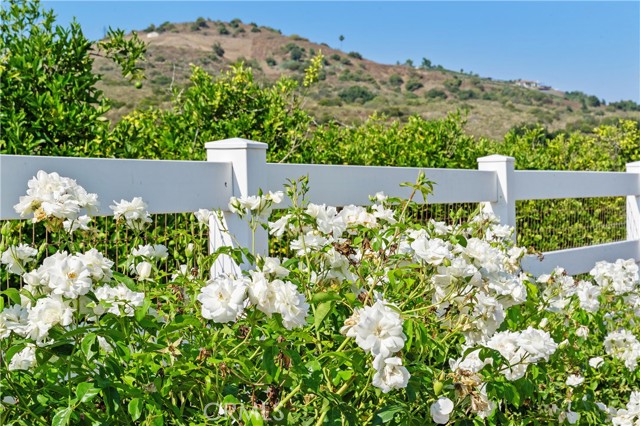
0 247 144 365
13 170 98 229
591 259 639 295
110 197 152 231
93 283 145 317
611 391 640 425
130 244 168 280
604 329 640 371
229 191 284 220
405 214 527 345
1 244 38 275
342 299 410 393
537 261 639 317
269 199 397 266
537 267 578 313
197 257 308 330
485 327 558 381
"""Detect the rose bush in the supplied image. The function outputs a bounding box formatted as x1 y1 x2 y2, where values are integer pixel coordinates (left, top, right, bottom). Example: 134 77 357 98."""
1 171 640 425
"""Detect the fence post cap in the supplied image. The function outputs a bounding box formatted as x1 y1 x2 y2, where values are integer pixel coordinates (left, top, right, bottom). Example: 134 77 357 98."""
477 154 515 164
205 138 268 150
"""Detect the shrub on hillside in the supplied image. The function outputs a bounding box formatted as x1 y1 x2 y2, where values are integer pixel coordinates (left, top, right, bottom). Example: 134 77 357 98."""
389 74 404 87
212 42 224 57
425 88 448 100
405 77 423 92
338 85 375 104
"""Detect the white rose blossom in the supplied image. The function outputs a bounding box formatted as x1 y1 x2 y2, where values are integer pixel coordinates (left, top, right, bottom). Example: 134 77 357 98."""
110 197 152 231
92 283 145 317
430 397 454 424
13 170 98 224
589 356 604 369
27 294 75 342
372 356 410 393
604 329 640 371
565 374 584 387
1 244 38 275
197 276 248 323
8 344 37 371
351 300 406 358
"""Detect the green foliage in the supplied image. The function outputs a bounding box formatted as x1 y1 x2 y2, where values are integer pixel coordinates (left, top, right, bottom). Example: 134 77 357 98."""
610 100 640 112
3 0 639 258
296 112 488 168
0 1 112 156
340 56 353 66
230 18 242 28
456 89 478 100
425 88 448 100
339 69 375 83
405 77 423 92
212 41 224 57
0 0 145 157
283 42 304 61
157 21 175 33
347 51 363 60
106 65 312 162
195 17 208 28
338 85 375 104
265 57 277 66
444 77 462 93
388 74 404 87
218 24 230 35
97 28 146 83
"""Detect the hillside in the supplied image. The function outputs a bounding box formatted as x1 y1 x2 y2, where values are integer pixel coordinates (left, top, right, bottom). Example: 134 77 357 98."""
93 19 639 140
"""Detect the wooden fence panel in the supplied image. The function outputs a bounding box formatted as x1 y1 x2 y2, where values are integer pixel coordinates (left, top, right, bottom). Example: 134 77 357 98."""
0 155 232 219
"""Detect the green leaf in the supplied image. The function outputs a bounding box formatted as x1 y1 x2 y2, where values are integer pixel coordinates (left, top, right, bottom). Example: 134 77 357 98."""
263 345 278 379
50 343 74 357
135 297 152 322
373 405 404 424
311 292 341 303
81 332 97 360
128 398 143 421
51 406 72 426
1 288 21 305
103 386 121 415
314 301 333 329
113 271 137 291
76 382 100 403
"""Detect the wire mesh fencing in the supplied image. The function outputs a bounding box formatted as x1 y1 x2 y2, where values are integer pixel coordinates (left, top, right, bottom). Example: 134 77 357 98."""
0 213 210 291
516 197 626 253
0 197 630 290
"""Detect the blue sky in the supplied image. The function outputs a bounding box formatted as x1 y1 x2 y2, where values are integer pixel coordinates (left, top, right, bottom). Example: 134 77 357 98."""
44 1 640 103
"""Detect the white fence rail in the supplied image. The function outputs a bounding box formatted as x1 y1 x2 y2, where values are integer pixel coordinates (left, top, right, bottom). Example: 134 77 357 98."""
2 137 640 277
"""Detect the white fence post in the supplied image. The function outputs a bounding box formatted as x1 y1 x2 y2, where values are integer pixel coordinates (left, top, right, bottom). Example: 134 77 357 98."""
626 161 640 241
205 138 269 276
477 155 516 241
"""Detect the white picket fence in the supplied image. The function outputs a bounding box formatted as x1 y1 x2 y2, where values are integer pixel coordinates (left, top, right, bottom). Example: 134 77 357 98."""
2 138 640 277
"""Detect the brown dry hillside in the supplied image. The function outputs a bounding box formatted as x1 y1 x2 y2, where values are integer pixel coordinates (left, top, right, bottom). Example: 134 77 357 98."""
94 19 639 140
